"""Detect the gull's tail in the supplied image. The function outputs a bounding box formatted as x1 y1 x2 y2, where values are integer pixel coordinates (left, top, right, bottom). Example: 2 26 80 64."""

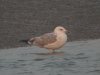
27 38 35 45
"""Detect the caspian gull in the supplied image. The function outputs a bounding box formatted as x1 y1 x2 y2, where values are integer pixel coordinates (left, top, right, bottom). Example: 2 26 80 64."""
22 26 68 53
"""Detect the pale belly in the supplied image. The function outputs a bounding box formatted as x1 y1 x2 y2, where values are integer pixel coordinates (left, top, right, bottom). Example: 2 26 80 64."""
44 33 67 50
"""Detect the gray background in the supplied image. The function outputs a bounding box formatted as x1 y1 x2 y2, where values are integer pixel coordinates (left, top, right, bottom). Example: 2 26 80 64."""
0 0 100 48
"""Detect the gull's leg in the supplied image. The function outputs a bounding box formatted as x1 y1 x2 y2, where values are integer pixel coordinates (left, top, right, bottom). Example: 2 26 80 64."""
48 49 52 54
48 49 55 54
47 49 57 54
52 49 56 53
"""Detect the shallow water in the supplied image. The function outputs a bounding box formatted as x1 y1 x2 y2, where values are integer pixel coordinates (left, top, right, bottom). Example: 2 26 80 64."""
0 39 100 75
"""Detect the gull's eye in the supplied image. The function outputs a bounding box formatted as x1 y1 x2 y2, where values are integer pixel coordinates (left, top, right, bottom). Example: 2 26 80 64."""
60 29 63 31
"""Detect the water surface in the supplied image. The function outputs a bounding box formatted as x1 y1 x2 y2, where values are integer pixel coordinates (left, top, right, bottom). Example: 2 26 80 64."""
0 39 100 75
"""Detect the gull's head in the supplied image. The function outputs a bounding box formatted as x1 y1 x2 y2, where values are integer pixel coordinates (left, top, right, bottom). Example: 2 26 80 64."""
54 26 67 33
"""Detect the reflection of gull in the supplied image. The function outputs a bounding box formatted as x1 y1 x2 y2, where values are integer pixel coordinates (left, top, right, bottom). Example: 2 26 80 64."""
25 26 68 53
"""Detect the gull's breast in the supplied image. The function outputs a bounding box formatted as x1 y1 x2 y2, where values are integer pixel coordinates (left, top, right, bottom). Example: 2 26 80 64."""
44 33 67 49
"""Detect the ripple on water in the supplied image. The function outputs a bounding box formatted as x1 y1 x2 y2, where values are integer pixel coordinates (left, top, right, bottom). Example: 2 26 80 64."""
0 39 100 75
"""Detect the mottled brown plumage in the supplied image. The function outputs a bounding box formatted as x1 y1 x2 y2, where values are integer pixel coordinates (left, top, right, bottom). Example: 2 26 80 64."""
27 26 68 53
28 33 57 47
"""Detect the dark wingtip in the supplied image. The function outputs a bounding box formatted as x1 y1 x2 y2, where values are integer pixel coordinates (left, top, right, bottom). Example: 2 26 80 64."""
19 39 29 44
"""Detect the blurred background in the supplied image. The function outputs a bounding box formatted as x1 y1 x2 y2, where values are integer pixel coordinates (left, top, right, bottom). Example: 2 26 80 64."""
0 0 100 49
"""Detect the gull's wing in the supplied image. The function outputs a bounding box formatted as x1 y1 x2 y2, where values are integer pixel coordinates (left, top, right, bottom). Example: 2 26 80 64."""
34 32 57 47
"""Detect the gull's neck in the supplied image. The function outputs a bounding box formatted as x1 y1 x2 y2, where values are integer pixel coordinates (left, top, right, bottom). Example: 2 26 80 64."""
54 30 66 35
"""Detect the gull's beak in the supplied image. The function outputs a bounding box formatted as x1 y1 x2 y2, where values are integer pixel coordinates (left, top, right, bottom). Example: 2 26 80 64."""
65 30 70 34
65 29 68 33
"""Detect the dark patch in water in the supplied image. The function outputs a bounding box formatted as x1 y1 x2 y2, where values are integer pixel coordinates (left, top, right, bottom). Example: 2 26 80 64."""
76 53 85 56
68 61 76 66
73 53 89 59
63 58 71 60
17 60 28 62
34 58 45 61
88 70 100 73
0 65 4 70
73 56 89 59
17 71 33 75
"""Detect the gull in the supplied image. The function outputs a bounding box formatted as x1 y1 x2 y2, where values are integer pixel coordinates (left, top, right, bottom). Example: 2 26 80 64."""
22 26 68 53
